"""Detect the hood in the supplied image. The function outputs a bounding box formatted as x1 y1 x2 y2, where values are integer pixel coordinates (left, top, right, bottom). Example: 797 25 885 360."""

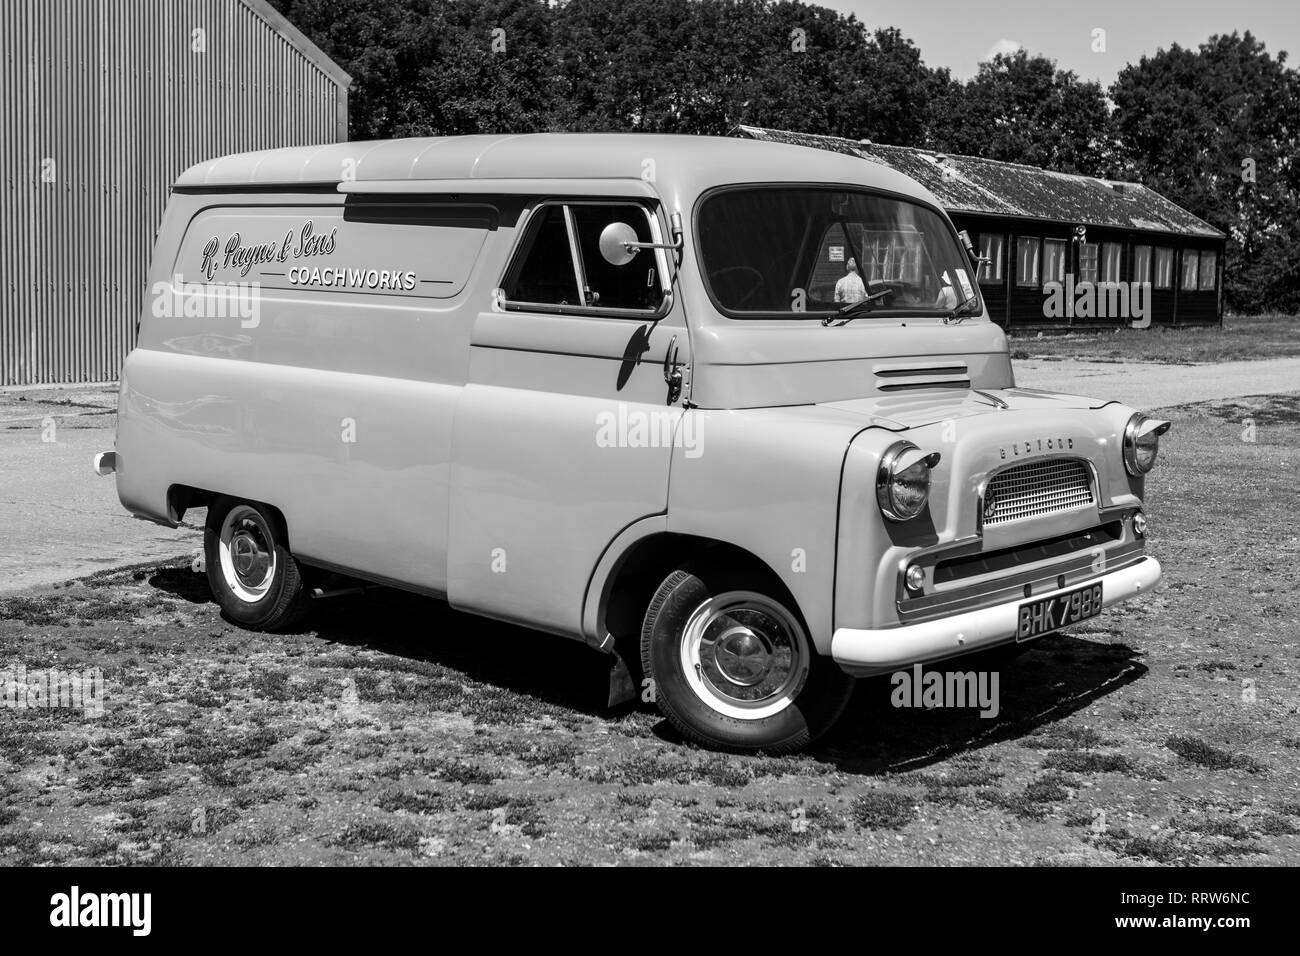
687 317 1020 409
821 385 1113 431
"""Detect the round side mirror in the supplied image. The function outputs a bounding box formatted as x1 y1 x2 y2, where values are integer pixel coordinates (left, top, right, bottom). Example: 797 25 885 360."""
598 221 640 266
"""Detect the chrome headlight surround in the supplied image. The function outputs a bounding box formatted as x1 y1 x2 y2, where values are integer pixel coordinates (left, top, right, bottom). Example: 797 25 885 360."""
876 441 942 521
1123 413 1172 476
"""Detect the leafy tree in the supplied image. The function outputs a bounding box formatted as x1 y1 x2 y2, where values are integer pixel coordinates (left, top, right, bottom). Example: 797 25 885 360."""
925 50 1114 176
269 0 566 139
271 0 944 143
1111 32 1300 312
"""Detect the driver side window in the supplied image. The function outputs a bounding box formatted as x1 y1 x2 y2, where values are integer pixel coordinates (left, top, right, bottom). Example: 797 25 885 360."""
503 201 667 314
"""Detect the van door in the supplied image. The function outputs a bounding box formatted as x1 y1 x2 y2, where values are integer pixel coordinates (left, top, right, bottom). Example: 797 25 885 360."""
448 198 690 639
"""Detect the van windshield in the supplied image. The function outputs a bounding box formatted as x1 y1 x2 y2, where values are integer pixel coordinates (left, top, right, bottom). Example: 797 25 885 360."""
697 186 979 318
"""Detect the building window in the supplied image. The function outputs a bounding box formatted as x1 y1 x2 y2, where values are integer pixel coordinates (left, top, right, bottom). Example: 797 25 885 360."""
1154 247 1173 289
1199 250 1217 291
1042 239 1067 284
1078 242 1099 283
1133 245 1152 285
978 233 1005 283
1015 237 1040 287
1101 242 1123 283
1181 250 1200 291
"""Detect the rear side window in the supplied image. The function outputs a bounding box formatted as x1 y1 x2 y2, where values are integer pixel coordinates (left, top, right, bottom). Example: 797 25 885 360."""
504 201 667 314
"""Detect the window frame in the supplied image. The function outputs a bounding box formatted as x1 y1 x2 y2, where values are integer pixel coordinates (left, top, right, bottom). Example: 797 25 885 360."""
1101 242 1124 284
500 198 673 318
1198 250 1218 291
1181 249 1200 292
1132 244 1153 286
978 232 1005 284
1153 247 1174 290
1014 236 1041 288
1042 238 1068 285
1078 241 1099 284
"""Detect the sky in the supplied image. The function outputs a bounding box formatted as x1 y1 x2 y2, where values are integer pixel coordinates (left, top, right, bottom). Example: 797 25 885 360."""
824 0 1300 86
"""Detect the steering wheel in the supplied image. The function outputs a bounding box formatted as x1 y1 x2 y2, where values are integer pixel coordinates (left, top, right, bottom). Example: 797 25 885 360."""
711 266 765 309
869 279 929 306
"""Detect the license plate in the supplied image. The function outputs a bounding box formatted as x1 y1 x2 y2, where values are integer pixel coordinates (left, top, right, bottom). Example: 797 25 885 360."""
1016 582 1103 641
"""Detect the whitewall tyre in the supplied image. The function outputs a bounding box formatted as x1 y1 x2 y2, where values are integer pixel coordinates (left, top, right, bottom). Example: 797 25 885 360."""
640 569 855 753
204 497 311 631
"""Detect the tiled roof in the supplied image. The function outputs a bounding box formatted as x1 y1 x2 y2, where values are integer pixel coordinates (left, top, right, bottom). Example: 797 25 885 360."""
732 126 1224 239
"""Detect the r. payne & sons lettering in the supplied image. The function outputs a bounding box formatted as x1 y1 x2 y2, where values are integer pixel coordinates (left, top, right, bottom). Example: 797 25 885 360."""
200 219 337 279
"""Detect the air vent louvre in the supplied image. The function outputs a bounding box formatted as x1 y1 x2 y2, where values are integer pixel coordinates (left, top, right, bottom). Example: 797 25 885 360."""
873 362 970 392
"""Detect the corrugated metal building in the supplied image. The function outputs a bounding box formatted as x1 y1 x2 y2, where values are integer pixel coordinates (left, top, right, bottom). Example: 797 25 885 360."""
734 126 1226 329
1 0 350 386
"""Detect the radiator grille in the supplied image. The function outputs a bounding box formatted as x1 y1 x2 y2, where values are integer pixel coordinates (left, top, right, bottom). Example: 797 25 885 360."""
983 458 1094 526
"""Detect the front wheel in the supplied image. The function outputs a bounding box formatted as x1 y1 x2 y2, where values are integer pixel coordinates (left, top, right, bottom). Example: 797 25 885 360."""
640 569 855 753
204 497 311 631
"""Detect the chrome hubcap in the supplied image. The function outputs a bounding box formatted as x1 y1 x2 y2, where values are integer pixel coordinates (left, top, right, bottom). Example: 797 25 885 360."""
230 529 271 588
712 625 774 686
219 506 277 602
681 591 810 720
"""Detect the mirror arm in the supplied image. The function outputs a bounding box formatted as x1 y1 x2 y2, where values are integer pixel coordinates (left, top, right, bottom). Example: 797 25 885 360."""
622 239 682 254
628 211 685 257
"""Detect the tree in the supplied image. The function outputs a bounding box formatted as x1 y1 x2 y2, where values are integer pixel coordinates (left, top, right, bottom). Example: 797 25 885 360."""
925 50 1114 176
1111 32 1300 312
268 0 566 139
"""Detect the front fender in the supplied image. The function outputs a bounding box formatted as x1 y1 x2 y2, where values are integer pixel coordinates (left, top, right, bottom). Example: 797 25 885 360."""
665 406 868 654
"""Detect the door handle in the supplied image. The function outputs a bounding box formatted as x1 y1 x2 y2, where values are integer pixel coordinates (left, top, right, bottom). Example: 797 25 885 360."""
663 334 682 405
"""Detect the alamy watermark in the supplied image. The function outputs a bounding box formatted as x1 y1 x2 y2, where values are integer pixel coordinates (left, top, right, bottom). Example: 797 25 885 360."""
151 274 261 328
595 402 703 458
891 662 1000 719
1043 275 1152 328
1 663 104 718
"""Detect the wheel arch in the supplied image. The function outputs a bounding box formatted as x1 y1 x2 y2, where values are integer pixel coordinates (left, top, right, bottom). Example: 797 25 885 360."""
168 484 293 548
586 526 811 666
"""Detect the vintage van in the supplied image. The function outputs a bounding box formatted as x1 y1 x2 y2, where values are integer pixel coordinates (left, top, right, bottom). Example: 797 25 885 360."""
96 134 1169 753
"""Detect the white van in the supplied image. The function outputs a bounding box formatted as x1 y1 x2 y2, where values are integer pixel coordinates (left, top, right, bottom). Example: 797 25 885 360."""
98 134 1167 752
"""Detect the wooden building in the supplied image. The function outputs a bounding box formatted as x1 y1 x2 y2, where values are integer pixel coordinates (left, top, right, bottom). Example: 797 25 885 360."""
733 126 1226 329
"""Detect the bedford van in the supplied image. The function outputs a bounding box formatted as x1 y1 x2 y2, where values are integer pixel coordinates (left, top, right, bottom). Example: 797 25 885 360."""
96 134 1168 753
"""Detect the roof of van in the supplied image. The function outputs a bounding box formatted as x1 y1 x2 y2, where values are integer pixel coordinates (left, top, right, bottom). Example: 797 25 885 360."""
174 133 939 207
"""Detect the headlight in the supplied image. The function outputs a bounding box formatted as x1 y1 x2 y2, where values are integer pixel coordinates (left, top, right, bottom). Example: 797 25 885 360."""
1123 414 1172 476
876 442 941 521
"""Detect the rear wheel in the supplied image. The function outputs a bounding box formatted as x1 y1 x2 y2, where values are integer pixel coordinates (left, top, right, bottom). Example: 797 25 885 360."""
204 498 310 631
640 569 854 753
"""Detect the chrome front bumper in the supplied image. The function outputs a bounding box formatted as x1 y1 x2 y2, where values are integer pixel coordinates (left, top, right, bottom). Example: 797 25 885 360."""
831 555 1161 675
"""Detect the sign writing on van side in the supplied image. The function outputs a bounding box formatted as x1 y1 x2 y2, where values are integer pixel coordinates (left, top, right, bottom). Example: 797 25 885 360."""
199 220 337 280
197 219 420 292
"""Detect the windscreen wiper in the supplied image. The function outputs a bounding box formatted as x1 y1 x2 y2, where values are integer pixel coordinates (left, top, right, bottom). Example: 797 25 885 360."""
821 288 892 326
943 296 981 324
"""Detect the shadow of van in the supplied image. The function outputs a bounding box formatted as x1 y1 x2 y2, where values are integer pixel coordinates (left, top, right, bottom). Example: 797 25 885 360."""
146 567 1145 768
815 637 1146 773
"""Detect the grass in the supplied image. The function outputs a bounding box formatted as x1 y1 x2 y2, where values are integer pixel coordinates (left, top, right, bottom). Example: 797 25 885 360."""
1165 735 1267 774
1008 313 1300 364
851 791 916 830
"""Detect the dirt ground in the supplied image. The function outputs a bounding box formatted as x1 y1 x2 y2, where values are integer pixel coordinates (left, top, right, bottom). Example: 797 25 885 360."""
1 393 1297 866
